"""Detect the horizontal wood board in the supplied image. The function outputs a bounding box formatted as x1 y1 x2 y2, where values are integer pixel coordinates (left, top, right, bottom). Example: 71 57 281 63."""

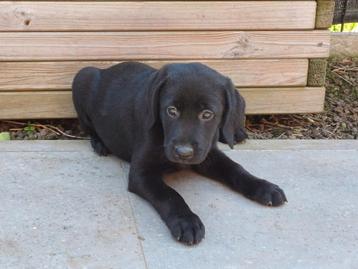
0 1 316 31
0 1 328 118
0 31 330 60
0 88 325 119
0 60 308 90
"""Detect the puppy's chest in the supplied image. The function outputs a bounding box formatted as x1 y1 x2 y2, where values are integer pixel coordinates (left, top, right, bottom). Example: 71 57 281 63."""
163 163 191 174
175 164 191 170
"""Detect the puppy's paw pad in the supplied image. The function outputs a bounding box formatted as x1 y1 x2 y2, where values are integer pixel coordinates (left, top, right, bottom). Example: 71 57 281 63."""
168 214 205 245
90 138 110 156
251 181 287 207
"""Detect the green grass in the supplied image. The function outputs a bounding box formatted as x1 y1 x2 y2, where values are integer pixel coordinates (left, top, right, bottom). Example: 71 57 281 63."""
0 132 10 141
330 23 358 32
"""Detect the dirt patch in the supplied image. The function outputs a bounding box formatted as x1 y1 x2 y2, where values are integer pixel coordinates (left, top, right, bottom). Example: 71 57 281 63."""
0 57 357 140
0 119 86 140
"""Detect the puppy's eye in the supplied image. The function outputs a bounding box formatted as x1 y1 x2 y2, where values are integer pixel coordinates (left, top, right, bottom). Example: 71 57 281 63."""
167 106 179 118
199 110 214 121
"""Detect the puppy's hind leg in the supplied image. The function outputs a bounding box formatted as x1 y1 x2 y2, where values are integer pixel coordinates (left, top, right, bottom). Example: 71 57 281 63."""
78 114 111 156
90 135 110 156
73 67 110 156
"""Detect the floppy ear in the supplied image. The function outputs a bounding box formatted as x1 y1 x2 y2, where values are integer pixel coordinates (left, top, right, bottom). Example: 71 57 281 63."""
219 78 248 148
146 68 168 129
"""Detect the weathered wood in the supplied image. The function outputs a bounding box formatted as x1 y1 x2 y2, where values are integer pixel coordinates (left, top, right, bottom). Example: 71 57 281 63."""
307 59 327 86
242 87 325 114
0 1 316 31
0 92 73 119
0 1 329 118
0 60 308 90
316 0 335 28
0 87 325 119
0 31 330 61
330 32 358 56
0 0 317 1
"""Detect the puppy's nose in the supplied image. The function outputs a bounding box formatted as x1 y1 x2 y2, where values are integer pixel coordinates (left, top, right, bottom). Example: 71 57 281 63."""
174 144 194 160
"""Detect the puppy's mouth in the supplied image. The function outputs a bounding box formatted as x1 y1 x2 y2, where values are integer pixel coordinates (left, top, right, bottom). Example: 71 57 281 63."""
169 157 203 165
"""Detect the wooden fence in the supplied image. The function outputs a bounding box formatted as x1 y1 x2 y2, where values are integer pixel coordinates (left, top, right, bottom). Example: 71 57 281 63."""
0 1 333 119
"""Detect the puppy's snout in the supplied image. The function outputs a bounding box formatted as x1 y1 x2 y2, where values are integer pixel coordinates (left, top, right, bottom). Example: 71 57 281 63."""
174 144 194 160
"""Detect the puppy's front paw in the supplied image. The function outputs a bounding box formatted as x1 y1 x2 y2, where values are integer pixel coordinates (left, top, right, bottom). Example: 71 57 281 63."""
251 180 287 207
167 213 205 245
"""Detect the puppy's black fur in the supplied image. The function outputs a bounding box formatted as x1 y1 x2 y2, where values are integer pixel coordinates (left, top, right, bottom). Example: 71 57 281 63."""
72 62 287 245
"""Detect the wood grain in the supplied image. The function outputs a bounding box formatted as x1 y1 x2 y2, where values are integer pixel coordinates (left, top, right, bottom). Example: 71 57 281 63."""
0 59 308 90
0 87 325 119
242 87 325 114
0 91 73 119
0 1 316 31
0 31 330 60
330 33 358 57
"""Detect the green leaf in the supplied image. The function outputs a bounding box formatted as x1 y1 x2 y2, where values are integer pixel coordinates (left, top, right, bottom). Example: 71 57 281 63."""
0 132 11 141
24 125 35 133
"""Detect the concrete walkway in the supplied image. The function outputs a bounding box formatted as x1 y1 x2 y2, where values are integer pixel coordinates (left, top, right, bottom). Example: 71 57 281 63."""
1 140 357 269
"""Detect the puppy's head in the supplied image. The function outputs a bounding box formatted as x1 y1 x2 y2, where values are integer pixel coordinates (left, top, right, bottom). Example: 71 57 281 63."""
147 63 247 164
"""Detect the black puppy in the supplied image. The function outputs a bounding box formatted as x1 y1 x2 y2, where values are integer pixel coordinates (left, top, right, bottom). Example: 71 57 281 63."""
72 62 287 245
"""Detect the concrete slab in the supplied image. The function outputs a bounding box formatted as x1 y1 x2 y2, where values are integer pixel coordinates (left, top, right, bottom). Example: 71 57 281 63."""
1 139 358 152
0 150 146 269
130 149 358 269
1 140 357 269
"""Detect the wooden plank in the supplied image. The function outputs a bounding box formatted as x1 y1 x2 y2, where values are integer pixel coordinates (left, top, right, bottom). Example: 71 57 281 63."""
0 0 316 1
0 31 330 61
0 60 308 90
0 91 74 119
0 1 316 31
0 87 325 119
330 32 358 57
242 87 325 114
